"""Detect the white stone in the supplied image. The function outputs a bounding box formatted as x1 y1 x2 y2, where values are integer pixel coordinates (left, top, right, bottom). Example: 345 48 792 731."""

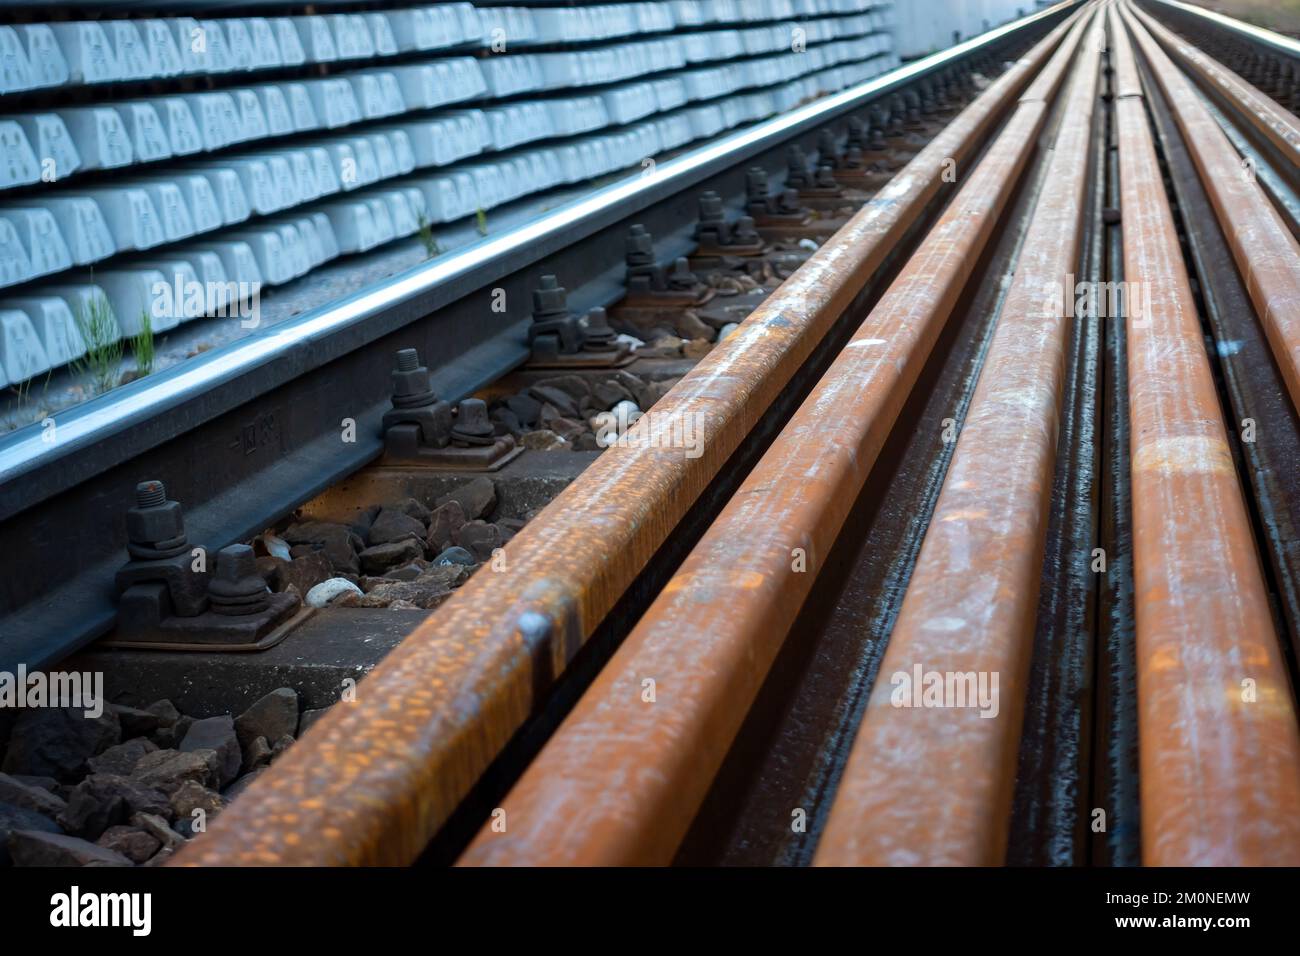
305 578 362 608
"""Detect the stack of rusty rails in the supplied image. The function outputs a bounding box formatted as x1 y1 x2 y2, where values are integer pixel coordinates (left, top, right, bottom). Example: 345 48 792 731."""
1135 3 1300 179
1109 0 1300 865
457 4 1105 868
170 0 1300 869
810 9 1105 868
174 5 1091 867
1125 1 1300 416
1140 0 1300 106
1128 26 1300 690
1123 0 1300 661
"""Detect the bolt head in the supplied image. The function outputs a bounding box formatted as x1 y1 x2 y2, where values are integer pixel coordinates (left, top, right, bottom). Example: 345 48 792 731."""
214 544 258 582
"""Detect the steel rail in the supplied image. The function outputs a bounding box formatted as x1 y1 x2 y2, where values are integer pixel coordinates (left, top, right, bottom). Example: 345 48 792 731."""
0 3 1075 518
1123 2 1300 424
1147 0 1300 61
175 7 1088 867
1136 2 1300 173
0 3 1076 676
1114 0 1300 866
812 6 1103 868
455 6 1100 868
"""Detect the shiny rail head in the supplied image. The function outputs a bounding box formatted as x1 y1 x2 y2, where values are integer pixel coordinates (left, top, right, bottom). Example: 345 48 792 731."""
173 4 1087 870
1149 0 1300 59
0 1 1078 505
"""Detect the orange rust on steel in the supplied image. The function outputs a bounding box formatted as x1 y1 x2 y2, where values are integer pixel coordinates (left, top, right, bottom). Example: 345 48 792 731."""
1109 1 1143 99
813 13 1103 868
174 12 1084 868
1121 1 1300 418
1136 3 1300 169
456 7 1100 868
1113 3 1300 865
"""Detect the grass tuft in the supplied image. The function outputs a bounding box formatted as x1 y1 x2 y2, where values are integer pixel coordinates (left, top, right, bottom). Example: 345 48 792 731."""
417 212 441 259
71 294 124 395
132 311 155 377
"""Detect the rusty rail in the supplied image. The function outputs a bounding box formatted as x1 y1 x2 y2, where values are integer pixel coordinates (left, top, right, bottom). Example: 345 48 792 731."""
1137 0 1300 170
457 6 1100 868
175 9 1086 867
1123 1 1300 419
813 8 1104 868
1113 0 1300 866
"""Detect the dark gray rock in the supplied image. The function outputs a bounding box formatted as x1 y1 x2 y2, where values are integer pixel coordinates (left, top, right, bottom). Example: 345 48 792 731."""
367 508 427 547
527 385 579 418
129 812 185 851
490 406 523 437
1 707 121 782
536 402 565 431
281 521 364 574
426 500 467 553
146 700 180 727
0 771 66 820
394 497 431 524
8 830 132 867
358 538 424 574
383 562 425 582
532 375 591 401
241 736 272 773
504 392 542 426
96 825 160 864
234 688 299 750
0 802 62 865
150 710 192 749
87 738 158 776
349 504 382 540
435 476 497 521
59 774 171 838
179 716 240 789
109 703 161 739
57 788 124 840
88 774 172 819
454 520 504 562
593 378 636 410
263 551 332 596
433 546 476 567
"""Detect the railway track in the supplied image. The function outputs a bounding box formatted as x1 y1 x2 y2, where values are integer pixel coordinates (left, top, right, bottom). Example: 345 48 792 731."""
4 0 1300 873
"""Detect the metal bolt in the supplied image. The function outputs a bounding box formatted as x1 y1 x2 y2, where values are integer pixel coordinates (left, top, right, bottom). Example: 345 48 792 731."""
532 275 568 317
582 307 618 351
625 224 655 264
207 544 270 616
450 398 495 446
125 479 187 557
390 349 437 408
136 480 166 509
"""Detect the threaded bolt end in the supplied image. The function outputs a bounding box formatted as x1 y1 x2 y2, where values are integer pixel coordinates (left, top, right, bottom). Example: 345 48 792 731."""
396 348 420 372
136 481 166 509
